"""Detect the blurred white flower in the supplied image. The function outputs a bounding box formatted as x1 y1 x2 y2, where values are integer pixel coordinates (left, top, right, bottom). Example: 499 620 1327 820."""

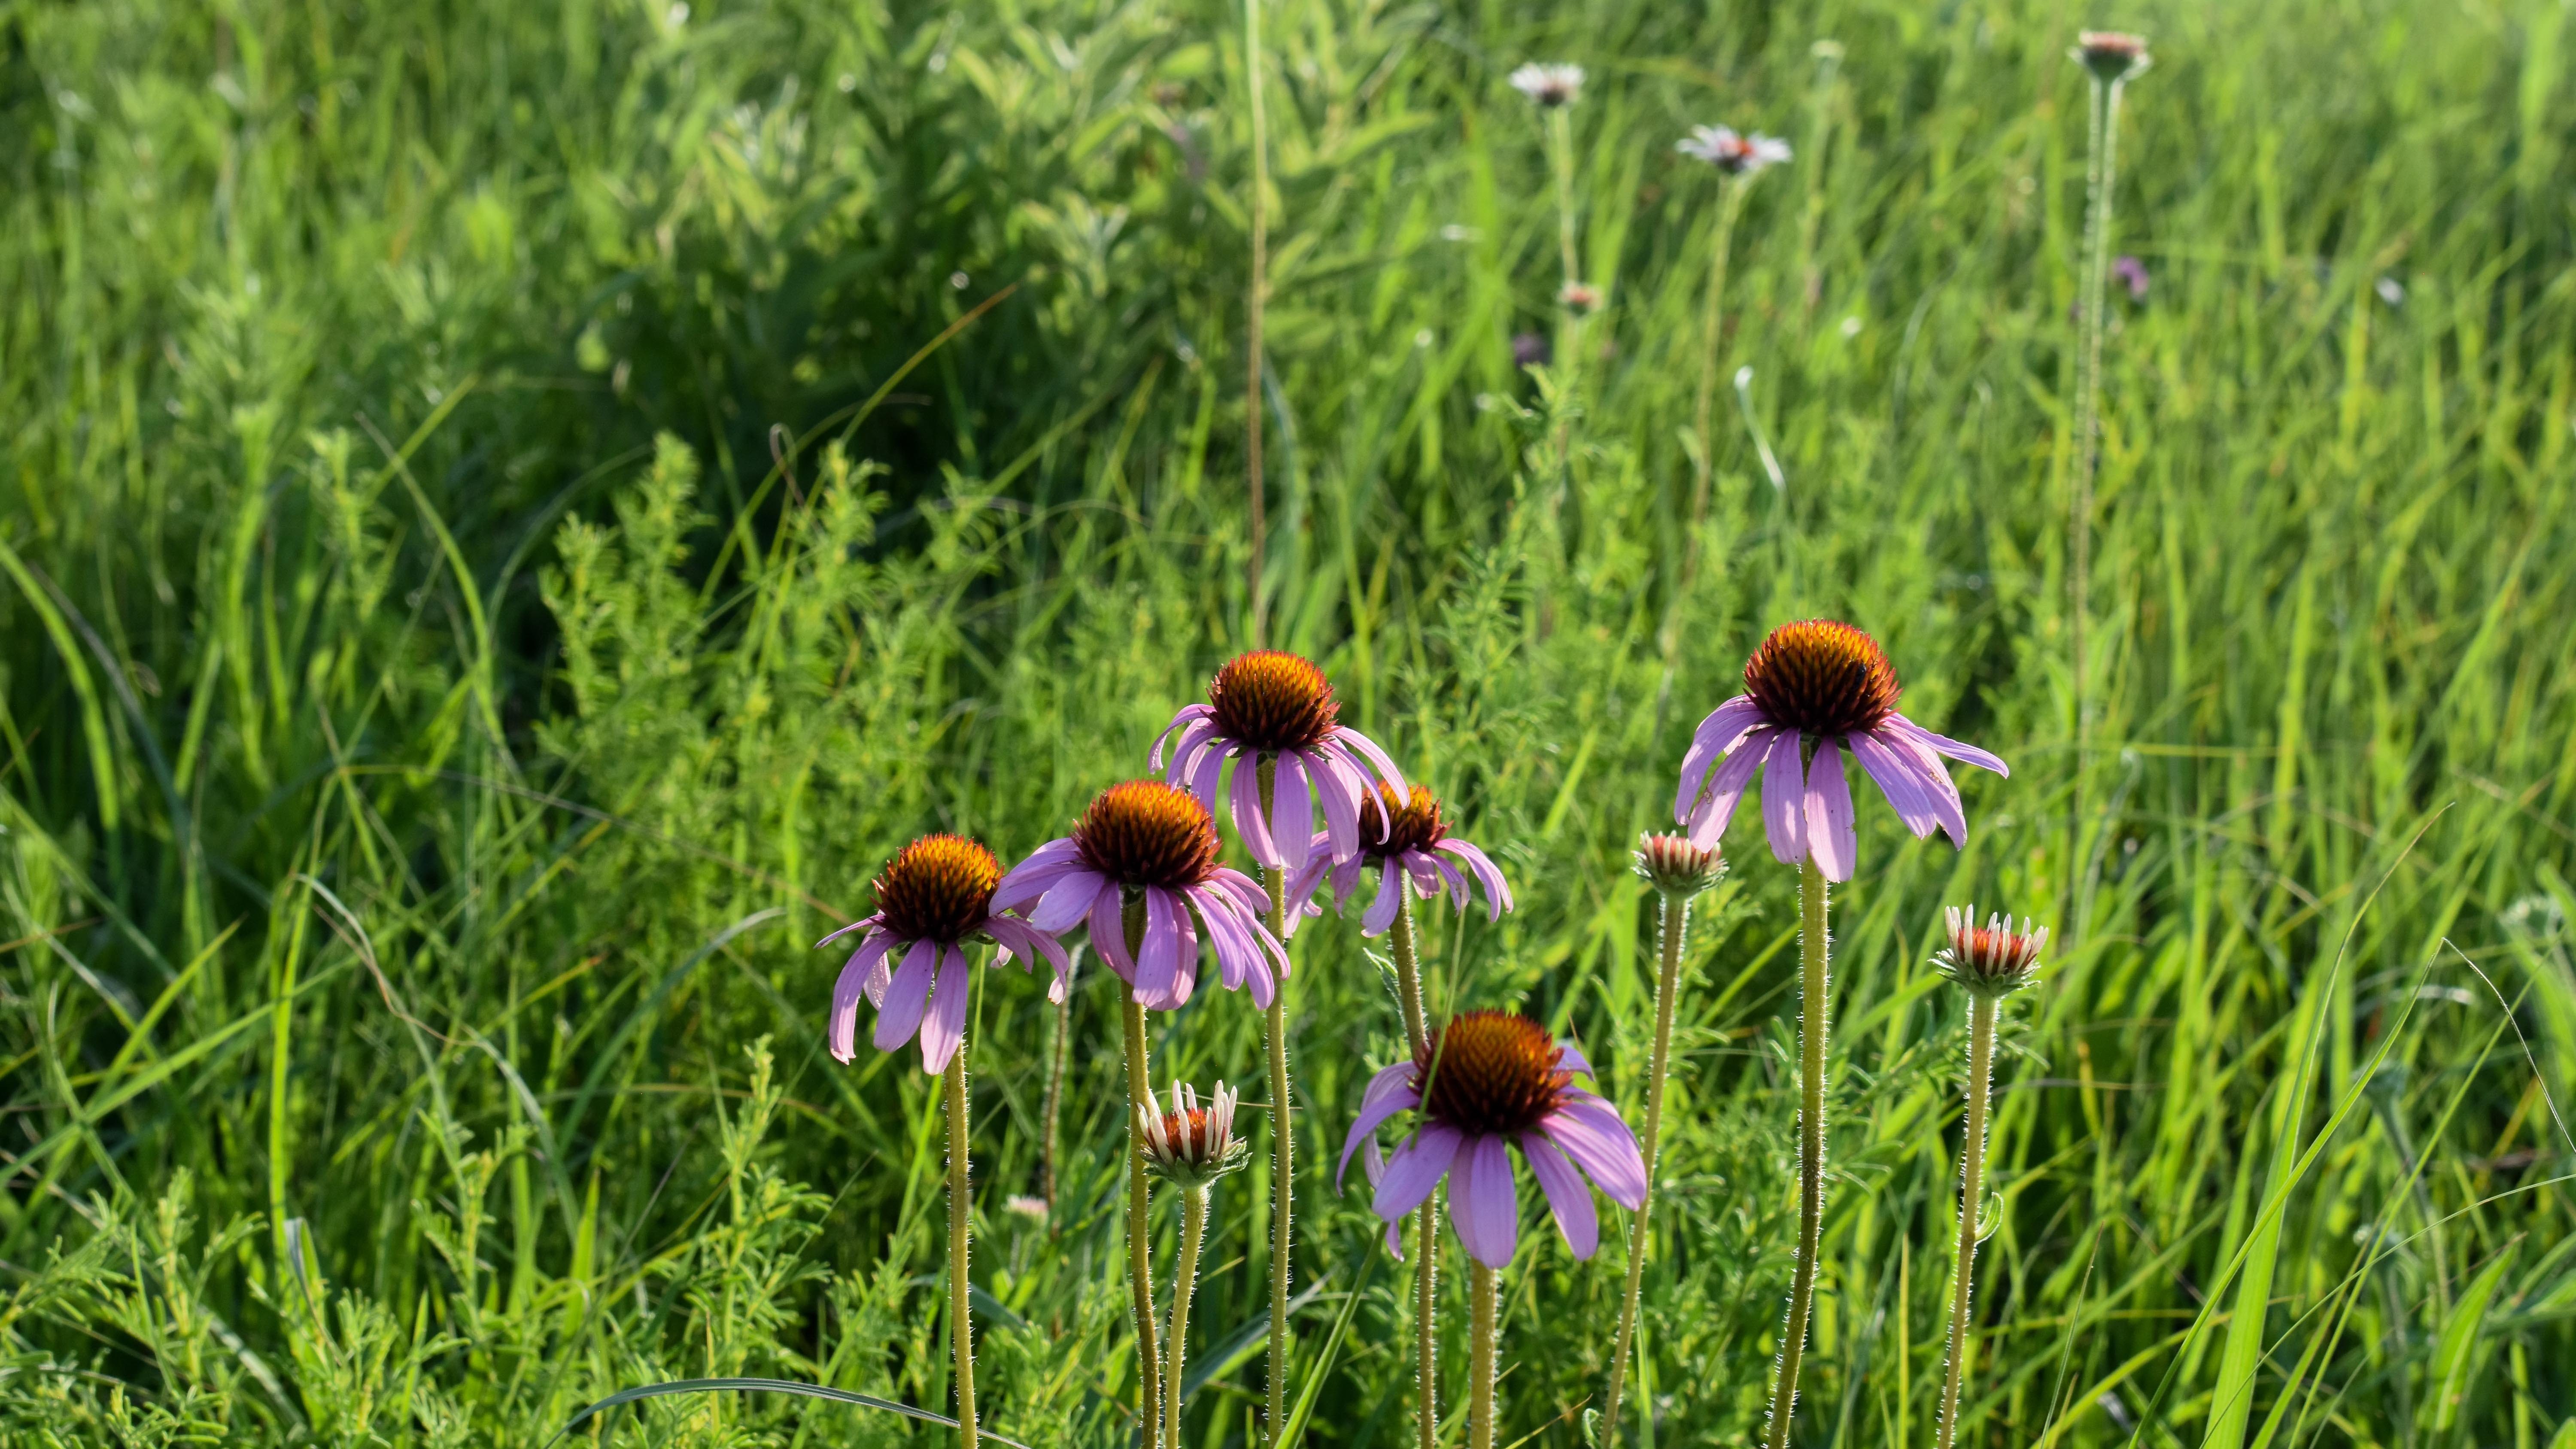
1509 63 1584 108
1676 125 1792 177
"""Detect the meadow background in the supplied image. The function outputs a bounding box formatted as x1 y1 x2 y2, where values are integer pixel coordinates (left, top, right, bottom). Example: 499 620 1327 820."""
3 0 2574 1445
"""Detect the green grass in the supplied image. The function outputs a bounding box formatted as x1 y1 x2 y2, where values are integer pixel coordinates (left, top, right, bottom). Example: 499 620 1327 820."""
3 0 2573 1445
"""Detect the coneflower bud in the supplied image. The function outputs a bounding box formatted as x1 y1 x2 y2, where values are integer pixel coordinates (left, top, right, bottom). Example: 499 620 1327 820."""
1137 1081 1252 1191
1936 906 2048 998
1632 833 1724 897
1004 1194 1050 1225
1557 281 1603 315
2073 30 2151 82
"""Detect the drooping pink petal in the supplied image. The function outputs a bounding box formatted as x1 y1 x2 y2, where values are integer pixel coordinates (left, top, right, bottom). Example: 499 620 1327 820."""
1892 715 2009 777
1231 757 1280 867
1675 695 1765 818
1028 870 1110 933
1281 842 1334 933
1334 726 1409 803
1211 866 1272 918
1338 1063 1425 1190
992 841 1084 913
1163 902 1202 1009
1419 851 1467 908
1542 1097 1648 1208
1554 1039 1594 1077
1361 860 1405 937
1685 725 1773 849
1849 729 1942 840
984 914 1069 978
1186 739 1229 814
1448 1133 1520 1268
1136 886 1185 1007
1882 724 1968 846
1805 736 1858 882
1373 1124 1462 1224
1331 857 1364 913
1434 839 1514 918
873 938 939 1053
1521 1130 1600 1259
1193 885 1258 990
1759 728 1810 865
1272 751 1314 873
851 930 903 1008
1151 705 1217 772
816 912 886 949
1311 749 1365 863
1089 889 1136 984
828 930 898 1063
918 945 971 1073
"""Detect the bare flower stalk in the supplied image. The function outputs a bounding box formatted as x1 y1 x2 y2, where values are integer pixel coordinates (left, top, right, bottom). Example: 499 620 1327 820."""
2069 47 2141 883
1763 863 1831 1449
1551 104 1583 365
1389 894 1437 1449
1602 889 1694 1441
1683 178 1749 579
1121 902 1163 1449
1468 1260 1500 1449
1166 1186 1210 1449
1258 757 1294 1446
1244 0 1270 647
944 1047 978 1449
1935 994 1999 1449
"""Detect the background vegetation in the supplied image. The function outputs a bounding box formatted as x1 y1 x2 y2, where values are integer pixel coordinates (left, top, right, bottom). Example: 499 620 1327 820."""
2 0 2573 1445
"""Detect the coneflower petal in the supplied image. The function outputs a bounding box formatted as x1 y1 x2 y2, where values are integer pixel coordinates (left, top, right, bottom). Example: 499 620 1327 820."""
918 945 970 1073
1362 860 1405 937
1272 752 1314 873
1339 1081 1424 1190
1805 738 1858 882
1373 1124 1461 1223
817 913 882 949
1450 1133 1519 1268
1849 729 1942 840
874 938 939 1053
1686 725 1773 848
1136 886 1185 1006
1677 695 1764 818
1435 838 1513 918
1522 1130 1599 1259
1884 726 1969 846
1335 726 1409 803
1186 738 1229 815
1541 1099 1647 1208
1088 888 1134 981
1312 750 1365 862
1760 728 1810 865
992 841 1084 913
1894 717 2009 777
1230 756 1279 865
1027 870 1108 933
1150 705 1215 772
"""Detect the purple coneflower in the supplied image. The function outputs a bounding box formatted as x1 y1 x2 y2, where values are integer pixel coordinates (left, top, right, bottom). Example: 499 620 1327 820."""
1677 620 2008 881
2113 254 2150 301
1283 784 1513 939
1152 651 1405 873
823 834 1069 1073
993 781 1285 1009
1507 62 1583 108
1675 125 1792 176
1340 1011 1645 1265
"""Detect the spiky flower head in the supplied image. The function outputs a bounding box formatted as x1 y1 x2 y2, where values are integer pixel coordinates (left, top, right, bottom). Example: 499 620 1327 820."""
1207 651 1341 753
1509 62 1584 108
1633 833 1724 897
871 834 1003 944
2074 30 2151 82
1937 906 2048 998
1417 1012 1572 1136
1137 1080 1252 1191
1004 1194 1051 1224
1074 781 1223 889
1742 620 1903 738
1675 125 1792 177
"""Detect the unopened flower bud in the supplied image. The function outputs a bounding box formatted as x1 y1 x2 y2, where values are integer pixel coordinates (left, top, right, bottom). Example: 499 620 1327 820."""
1137 1080 1251 1191
2073 30 2151 83
1633 834 1724 897
1937 905 2048 997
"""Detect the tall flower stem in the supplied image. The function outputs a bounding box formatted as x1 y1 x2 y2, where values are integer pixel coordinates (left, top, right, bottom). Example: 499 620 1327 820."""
1683 178 1748 584
1243 0 1270 647
1468 1260 1501 1449
1258 759 1294 1445
2068 68 2129 893
945 1048 979 1449
1548 103 1583 493
1120 911 1164 1449
1166 1187 1211 1449
1935 995 2000 1449
1603 888 1694 1442
1389 895 1437 1449
1764 863 1831 1449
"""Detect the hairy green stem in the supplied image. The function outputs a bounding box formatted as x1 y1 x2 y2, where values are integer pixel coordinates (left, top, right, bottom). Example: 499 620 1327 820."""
945 1047 979 1449
1604 888 1693 1443
1244 0 1269 646
1390 895 1437 1449
1469 1260 1500 1449
2069 71 2128 892
1763 863 1830 1449
1936 994 1999 1449
1166 1187 1209 1449
1121 903 1163 1449
1259 757 1294 1446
